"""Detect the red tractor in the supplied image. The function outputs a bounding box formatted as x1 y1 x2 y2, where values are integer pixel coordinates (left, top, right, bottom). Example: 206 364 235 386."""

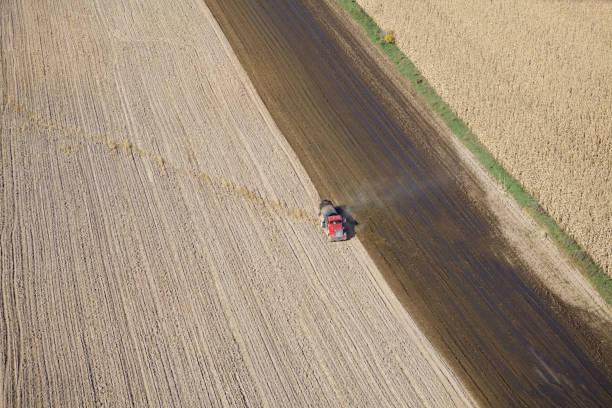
319 200 348 242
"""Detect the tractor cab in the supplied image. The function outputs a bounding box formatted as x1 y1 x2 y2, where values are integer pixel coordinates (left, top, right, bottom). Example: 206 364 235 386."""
319 200 348 242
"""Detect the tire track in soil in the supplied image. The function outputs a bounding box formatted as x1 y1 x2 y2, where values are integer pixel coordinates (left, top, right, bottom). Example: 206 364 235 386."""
2 96 317 226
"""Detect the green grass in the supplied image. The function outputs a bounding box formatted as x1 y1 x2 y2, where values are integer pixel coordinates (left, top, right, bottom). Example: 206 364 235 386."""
336 0 612 304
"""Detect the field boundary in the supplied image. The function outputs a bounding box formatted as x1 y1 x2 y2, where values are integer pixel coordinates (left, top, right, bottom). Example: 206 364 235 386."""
335 0 612 304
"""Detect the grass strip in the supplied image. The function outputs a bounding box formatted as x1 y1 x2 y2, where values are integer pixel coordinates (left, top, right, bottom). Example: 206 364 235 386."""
335 0 612 304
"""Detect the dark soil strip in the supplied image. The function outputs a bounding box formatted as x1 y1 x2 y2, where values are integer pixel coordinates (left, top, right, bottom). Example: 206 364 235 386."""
336 0 612 306
204 0 612 405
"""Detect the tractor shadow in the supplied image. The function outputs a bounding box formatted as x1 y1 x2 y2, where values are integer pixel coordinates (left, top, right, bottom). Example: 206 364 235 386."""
336 205 358 240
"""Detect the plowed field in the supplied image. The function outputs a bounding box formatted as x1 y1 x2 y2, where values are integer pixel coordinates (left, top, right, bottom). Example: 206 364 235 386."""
0 0 476 406
205 0 612 405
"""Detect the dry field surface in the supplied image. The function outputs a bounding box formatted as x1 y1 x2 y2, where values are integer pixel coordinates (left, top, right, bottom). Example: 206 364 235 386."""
358 0 612 274
0 0 478 406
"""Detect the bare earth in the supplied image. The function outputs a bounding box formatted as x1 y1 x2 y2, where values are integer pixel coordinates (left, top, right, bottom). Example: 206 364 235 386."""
0 0 477 406
358 0 612 274
205 0 612 403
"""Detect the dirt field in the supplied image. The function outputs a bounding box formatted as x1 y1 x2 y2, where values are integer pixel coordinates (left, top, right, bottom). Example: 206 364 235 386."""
0 0 481 406
357 0 612 275
206 0 612 405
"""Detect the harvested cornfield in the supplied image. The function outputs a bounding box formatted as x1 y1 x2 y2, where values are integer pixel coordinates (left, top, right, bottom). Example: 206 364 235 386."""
358 0 612 274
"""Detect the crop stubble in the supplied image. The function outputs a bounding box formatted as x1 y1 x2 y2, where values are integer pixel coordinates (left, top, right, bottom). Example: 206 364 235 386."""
358 0 612 274
0 0 477 406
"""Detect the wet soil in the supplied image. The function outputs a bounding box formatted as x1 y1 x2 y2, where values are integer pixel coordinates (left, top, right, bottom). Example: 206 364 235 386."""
205 0 612 405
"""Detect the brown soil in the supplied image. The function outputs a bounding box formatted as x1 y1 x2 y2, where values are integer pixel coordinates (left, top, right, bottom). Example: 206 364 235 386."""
0 0 479 406
204 0 612 406
358 0 612 275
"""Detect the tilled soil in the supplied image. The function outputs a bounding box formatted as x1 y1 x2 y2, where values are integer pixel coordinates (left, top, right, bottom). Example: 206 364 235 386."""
204 0 612 406
0 0 477 406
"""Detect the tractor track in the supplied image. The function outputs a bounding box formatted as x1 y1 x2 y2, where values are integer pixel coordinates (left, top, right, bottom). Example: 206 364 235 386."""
205 0 612 406
3 95 317 225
